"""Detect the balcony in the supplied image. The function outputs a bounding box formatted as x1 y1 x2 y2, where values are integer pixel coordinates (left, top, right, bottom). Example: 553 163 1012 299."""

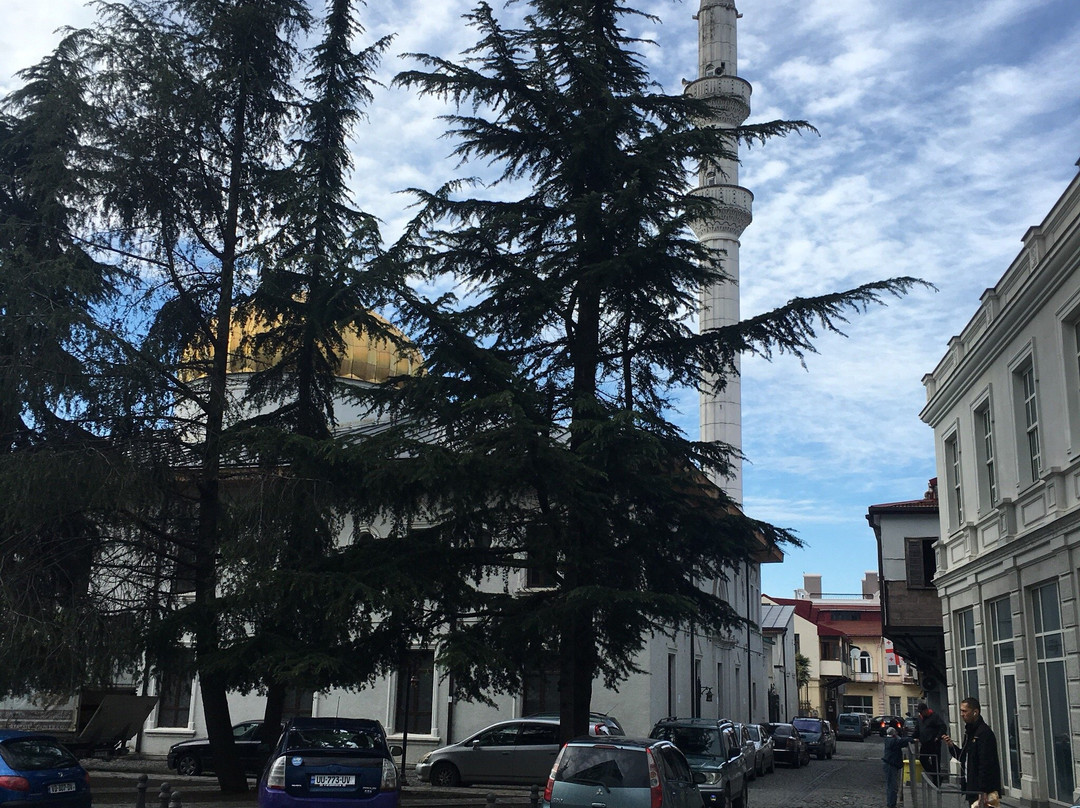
853 671 880 683
690 184 753 240
683 75 752 126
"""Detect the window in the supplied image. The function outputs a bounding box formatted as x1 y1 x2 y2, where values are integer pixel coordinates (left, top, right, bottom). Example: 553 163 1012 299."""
524 524 557 589
906 537 936 588
667 654 677 717
156 648 194 728
858 651 872 673
282 688 313 719
394 649 435 735
944 434 964 528
831 611 861 621
1032 582 1074 801
957 608 979 700
820 640 840 660
1014 362 1042 485
523 664 560 715
974 401 998 509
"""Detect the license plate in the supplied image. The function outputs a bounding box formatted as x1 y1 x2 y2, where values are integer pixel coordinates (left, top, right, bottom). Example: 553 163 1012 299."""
48 783 76 794
312 775 355 787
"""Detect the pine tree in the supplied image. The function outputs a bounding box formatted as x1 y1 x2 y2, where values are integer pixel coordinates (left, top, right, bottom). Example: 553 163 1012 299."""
364 0 925 739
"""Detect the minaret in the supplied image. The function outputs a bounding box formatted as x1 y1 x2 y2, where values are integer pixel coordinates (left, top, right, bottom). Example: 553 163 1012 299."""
686 0 753 503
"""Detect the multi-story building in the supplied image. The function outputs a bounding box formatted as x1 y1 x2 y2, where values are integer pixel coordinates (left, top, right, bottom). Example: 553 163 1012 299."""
920 166 1080 807
770 574 922 723
866 480 948 716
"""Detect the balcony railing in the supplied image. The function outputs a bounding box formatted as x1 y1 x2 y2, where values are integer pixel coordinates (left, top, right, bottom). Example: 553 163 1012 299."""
853 671 879 683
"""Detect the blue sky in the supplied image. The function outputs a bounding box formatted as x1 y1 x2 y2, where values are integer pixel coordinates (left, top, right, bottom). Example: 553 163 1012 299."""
4 0 1080 599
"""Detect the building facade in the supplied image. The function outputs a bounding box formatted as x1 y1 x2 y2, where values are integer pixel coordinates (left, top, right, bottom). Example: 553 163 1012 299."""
866 480 948 716
920 167 1080 806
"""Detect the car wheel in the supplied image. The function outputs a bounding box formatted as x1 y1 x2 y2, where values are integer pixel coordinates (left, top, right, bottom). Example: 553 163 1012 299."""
175 754 202 777
430 761 461 788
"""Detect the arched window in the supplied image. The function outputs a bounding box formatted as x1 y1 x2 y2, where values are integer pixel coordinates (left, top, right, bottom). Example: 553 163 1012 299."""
859 651 872 674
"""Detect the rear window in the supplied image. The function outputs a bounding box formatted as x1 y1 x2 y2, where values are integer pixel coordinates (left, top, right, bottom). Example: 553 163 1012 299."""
285 727 384 752
772 725 792 737
554 746 650 789
0 737 79 771
838 715 861 726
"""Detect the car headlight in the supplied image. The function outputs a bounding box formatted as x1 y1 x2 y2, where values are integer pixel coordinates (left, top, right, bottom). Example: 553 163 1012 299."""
702 772 722 785
419 752 431 765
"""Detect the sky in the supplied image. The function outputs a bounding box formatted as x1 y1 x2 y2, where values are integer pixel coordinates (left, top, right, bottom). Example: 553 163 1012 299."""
2 0 1079 600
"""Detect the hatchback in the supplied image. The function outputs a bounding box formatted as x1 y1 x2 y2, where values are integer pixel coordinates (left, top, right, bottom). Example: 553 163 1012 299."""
768 723 810 768
649 718 747 807
416 717 619 787
0 730 91 808
258 717 401 808
543 738 705 808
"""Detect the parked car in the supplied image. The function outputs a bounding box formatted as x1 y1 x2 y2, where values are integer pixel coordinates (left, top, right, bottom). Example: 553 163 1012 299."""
649 717 748 807
543 737 705 808
743 723 775 775
768 723 810 768
835 713 866 742
870 715 903 736
0 730 92 808
258 717 401 808
732 723 759 780
416 717 617 787
792 717 835 760
902 716 917 737
168 720 282 776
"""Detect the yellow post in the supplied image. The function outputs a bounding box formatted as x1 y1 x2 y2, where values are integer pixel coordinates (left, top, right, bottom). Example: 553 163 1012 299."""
902 759 923 784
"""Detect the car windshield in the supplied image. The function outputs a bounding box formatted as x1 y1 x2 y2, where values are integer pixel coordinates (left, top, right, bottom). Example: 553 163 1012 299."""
650 726 722 757
555 746 650 789
0 737 79 771
792 719 820 734
285 728 380 751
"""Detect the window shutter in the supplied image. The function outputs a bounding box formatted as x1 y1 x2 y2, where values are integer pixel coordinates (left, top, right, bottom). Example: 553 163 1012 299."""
906 538 925 587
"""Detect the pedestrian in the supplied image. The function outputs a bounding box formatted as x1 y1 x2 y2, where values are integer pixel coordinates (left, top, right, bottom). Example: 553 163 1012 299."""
915 701 948 786
883 726 915 808
942 697 1001 807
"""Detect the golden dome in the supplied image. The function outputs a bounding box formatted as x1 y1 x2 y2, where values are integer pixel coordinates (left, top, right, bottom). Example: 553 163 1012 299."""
185 310 423 384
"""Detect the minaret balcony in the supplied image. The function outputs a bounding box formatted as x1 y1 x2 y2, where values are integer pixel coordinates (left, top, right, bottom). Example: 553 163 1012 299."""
690 183 753 239
683 75 751 126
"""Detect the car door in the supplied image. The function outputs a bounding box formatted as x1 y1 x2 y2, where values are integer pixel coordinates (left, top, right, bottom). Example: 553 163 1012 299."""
513 722 560 784
459 722 520 783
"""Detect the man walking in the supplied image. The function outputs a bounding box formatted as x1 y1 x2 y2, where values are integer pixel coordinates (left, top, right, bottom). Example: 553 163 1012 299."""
916 701 948 785
883 726 915 808
943 697 1002 806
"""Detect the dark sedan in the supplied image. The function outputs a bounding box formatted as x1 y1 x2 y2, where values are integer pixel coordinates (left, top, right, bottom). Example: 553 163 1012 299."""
870 716 903 737
167 720 281 776
767 723 810 768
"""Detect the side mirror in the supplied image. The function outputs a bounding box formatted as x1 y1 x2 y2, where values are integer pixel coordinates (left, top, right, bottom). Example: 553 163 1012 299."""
471 739 482 748
389 745 403 757
693 771 706 785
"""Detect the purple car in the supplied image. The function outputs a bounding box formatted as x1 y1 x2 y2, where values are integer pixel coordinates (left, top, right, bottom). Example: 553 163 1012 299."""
258 717 402 808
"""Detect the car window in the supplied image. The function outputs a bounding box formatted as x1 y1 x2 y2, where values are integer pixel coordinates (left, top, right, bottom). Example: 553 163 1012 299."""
474 725 519 746
0 737 79 771
555 746 649 789
661 747 693 782
651 726 722 757
745 725 760 742
235 722 263 741
285 727 378 751
772 725 790 737
792 718 820 732
518 723 558 745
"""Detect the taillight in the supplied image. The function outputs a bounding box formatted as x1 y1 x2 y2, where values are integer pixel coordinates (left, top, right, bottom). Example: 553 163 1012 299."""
265 756 287 789
545 745 566 803
379 759 399 791
84 772 91 787
646 748 662 808
0 776 29 792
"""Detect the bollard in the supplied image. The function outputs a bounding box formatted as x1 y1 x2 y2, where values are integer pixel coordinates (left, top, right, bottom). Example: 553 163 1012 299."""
486 793 497 806
529 783 540 808
135 774 148 808
158 782 171 808
168 790 182 808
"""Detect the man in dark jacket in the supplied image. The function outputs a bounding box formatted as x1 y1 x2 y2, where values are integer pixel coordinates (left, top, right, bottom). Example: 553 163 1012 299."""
944 697 1002 803
916 701 948 785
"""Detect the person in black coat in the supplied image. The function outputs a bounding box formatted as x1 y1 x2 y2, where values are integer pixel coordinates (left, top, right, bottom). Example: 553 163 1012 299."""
916 701 948 785
943 697 1002 803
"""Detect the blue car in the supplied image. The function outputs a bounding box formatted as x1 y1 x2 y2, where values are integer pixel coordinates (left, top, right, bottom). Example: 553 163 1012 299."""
0 730 91 808
258 717 402 808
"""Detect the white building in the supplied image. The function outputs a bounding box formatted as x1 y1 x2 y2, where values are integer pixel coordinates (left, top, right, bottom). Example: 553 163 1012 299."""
920 165 1080 806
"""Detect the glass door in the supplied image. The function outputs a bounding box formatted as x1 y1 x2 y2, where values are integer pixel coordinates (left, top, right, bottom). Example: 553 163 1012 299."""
996 667 1021 790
